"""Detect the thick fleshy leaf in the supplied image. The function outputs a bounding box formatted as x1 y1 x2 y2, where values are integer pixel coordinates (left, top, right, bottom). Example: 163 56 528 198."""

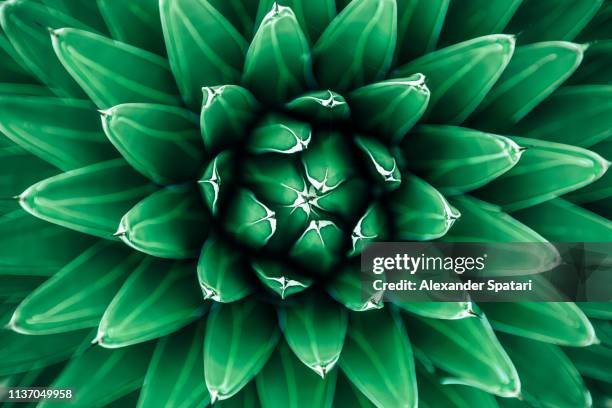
592 319 612 347
333 373 376 408
439 0 523 45
354 136 400 190
198 151 236 216
0 31 35 83
418 369 500 408
39 343 154 408
349 74 430 143
41 0 108 34
512 86 612 148
578 302 612 320
101 103 204 184
252 259 312 299
256 340 337 408
567 138 612 203
137 323 209 408
290 220 344 274
0 83 53 97
404 315 520 397
204 298 280 402
499 334 591 408
243 3 312 105
208 0 260 39
312 0 397 91
340 309 417 408
18 159 156 239
117 186 210 259
0 275 45 300
505 0 603 43
96 258 203 348
394 34 514 124
248 115 312 154
402 125 523 194
565 344 612 384
326 261 384 312
0 209 96 277
201 85 260 154
160 0 247 109
9 241 140 335
348 202 389 257
0 328 89 376
285 90 350 123
389 174 460 240
197 234 255 302
215 381 261 408
473 42 585 131
396 302 476 320
569 41 612 85
0 96 117 171
0 0 89 97
280 292 347 377
480 302 597 347
475 137 609 211
512 198 612 242
98 0 165 55
223 188 277 249
395 0 449 63
0 142 57 201
51 28 181 108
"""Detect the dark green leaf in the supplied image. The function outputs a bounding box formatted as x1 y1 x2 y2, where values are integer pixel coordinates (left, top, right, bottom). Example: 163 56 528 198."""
0 83 52 97
290 220 344 275
395 0 449 63
208 0 260 39
285 90 350 124
0 275 45 300
215 381 261 408
223 188 277 249
348 202 389 257
252 259 312 299
0 142 58 201
566 135 612 204
332 372 376 408
248 115 312 154
396 301 476 320
198 151 237 216
326 261 384 312
569 40 612 85
0 31 35 83
40 0 108 34
577 302 612 320
565 344 612 384
417 369 500 408
355 135 401 190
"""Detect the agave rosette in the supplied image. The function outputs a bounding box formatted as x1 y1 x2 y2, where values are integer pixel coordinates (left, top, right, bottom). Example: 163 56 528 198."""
1 0 612 407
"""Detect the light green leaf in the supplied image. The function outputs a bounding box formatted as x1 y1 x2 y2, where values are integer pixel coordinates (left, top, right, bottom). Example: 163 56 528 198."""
137 323 209 408
499 334 591 408
396 302 476 320
348 74 430 143
474 137 609 212
355 135 401 190
404 314 520 397
201 85 260 154
312 0 397 91
39 342 154 408
101 103 205 184
0 209 96 277
204 298 280 402
395 0 449 63
96 257 203 348
567 139 612 204
348 202 389 257
198 151 237 216
252 259 312 299
197 234 255 302
18 159 157 239
256 340 337 408
9 241 141 335
160 0 247 109
51 28 181 108
285 90 350 124
402 125 522 194
248 115 312 155
326 261 384 312
243 3 313 105
290 220 344 275
0 96 117 171
117 186 210 259
223 188 277 249
280 291 347 377
393 34 515 124
473 42 586 131
340 308 417 408
389 173 460 240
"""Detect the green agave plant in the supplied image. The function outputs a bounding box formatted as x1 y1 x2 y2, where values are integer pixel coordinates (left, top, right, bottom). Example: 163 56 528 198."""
0 0 612 406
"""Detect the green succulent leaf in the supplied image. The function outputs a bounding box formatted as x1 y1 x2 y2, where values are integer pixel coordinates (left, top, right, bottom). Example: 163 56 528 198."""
223 188 277 249
290 220 344 274
0 30 35 83
256 340 337 408
389 174 460 240
248 115 312 155
41 0 108 34
207 0 259 39
577 303 612 320
394 34 515 124
567 139 612 203
333 372 376 408
101 103 205 184
355 135 401 190
395 0 449 63
340 308 417 408
0 209 96 277
473 42 585 131
201 85 260 154
0 275 45 300
96 257 203 348
252 259 312 299
417 369 500 408
137 323 209 408
569 40 612 84
326 261 384 312
214 381 262 408
312 0 397 91
198 151 236 216
159 0 247 109
285 90 350 123
204 298 280 402
474 136 609 212
0 83 53 97
499 333 591 408
395 302 476 320
565 344 612 384
348 202 389 257
18 159 156 239
243 155 306 206
97 0 165 55
197 234 255 302
512 85 612 148
0 96 117 171
244 3 313 105
0 0 90 97
0 143 57 202
0 328 89 376
39 342 154 408
402 125 523 194
592 319 612 347
349 75 430 144
117 186 210 259
280 291 348 377
51 28 181 108
9 241 140 335
404 314 520 397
